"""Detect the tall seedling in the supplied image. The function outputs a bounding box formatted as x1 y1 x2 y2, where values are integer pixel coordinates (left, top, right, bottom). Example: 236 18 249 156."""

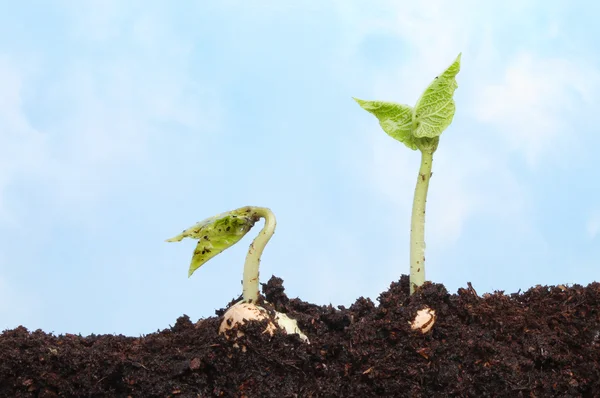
354 54 461 294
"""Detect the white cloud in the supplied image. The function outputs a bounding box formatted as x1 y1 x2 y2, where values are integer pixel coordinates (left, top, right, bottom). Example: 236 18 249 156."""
425 148 481 247
473 52 599 166
0 3 224 216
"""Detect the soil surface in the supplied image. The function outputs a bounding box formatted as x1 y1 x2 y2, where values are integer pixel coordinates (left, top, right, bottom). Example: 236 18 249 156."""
1 275 599 397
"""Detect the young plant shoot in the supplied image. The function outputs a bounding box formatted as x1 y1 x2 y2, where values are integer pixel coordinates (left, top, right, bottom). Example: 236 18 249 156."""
166 206 308 343
354 53 461 295
166 206 274 303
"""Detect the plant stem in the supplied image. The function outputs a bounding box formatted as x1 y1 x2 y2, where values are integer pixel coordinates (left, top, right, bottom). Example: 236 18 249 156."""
410 150 433 294
242 207 276 303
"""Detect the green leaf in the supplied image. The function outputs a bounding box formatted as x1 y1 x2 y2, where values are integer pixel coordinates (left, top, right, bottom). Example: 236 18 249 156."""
166 207 259 277
353 98 417 150
412 53 461 138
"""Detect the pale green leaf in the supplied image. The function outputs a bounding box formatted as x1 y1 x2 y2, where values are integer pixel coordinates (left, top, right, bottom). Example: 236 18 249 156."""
353 98 417 150
412 53 461 138
166 207 259 277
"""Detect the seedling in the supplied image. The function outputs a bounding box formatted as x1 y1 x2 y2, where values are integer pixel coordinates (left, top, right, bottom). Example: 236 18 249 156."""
166 206 274 303
354 54 461 294
167 206 308 343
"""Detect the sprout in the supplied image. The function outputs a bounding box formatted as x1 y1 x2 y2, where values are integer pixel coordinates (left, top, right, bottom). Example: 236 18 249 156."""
354 53 461 294
166 206 275 304
167 206 309 343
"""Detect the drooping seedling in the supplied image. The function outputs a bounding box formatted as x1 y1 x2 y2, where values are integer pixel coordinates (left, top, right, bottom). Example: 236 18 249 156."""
167 206 308 343
166 206 275 304
354 53 461 294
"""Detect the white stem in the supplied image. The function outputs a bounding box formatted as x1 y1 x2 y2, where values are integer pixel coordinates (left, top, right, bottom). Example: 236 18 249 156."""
410 150 433 294
242 207 276 303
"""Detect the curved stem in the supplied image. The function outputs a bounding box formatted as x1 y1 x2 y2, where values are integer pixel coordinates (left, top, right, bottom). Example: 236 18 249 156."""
410 150 433 294
242 207 276 303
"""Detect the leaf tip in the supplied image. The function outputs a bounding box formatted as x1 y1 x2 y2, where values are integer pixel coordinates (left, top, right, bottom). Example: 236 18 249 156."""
453 53 462 70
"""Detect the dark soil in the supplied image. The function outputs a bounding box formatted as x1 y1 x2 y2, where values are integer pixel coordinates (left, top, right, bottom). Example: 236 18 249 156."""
1 276 599 397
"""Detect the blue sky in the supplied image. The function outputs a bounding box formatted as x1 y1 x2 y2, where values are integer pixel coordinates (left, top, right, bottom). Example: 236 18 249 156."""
1 1 598 336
